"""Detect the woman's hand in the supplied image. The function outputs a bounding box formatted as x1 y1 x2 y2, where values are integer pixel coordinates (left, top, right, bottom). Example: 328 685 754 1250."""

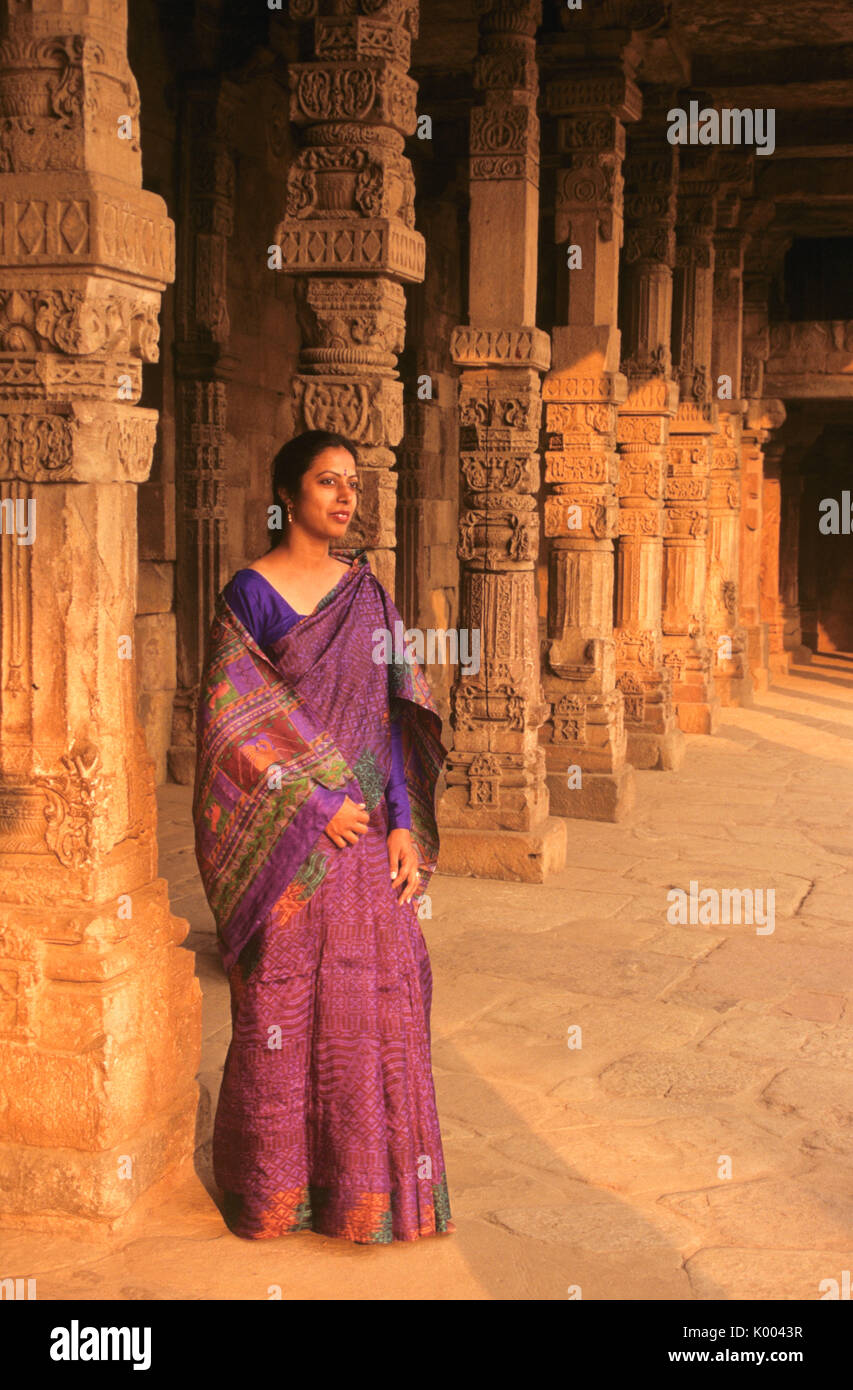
324 796 369 848
388 828 419 905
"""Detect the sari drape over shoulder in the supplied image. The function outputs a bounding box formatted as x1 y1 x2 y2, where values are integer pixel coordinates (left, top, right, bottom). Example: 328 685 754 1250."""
192 549 453 1243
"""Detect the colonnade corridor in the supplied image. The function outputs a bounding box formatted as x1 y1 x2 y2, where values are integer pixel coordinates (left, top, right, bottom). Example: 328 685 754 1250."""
4 655 852 1301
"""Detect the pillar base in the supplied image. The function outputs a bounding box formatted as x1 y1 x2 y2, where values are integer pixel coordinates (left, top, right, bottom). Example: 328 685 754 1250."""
786 644 813 665
626 726 686 772
436 817 567 882
547 765 636 822
0 1084 199 1238
769 651 792 676
714 672 754 707
744 623 770 693
675 699 720 735
167 747 195 785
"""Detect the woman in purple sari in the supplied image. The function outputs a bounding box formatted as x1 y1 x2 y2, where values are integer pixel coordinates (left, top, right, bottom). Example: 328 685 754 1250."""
193 430 454 1244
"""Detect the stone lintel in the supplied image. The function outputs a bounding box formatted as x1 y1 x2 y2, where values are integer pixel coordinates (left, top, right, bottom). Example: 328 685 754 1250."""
764 375 853 399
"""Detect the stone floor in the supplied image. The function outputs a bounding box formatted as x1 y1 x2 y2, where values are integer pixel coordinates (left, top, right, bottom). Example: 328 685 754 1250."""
4 652 853 1300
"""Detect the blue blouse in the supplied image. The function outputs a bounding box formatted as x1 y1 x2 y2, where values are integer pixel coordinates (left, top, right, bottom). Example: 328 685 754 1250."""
223 567 412 832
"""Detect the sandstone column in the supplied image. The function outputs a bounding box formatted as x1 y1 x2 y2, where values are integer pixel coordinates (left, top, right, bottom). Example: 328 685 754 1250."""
760 439 788 675
739 420 769 692
0 0 201 1231
539 62 640 820
739 254 786 692
798 464 822 654
707 207 752 706
780 459 807 661
615 93 684 771
169 80 238 784
275 0 424 597
771 417 823 665
437 0 566 881
663 144 720 734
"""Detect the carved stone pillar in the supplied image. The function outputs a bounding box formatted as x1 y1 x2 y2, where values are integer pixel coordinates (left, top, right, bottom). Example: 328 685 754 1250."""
436 0 565 881
739 422 769 692
663 146 720 735
539 63 640 821
799 466 821 654
169 81 238 784
275 0 424 596
739 400 785 691
0 0 201 1230
615 95 684 771
739 239 785 692
761 440 787 674
780 461 807 661
707 215 751 706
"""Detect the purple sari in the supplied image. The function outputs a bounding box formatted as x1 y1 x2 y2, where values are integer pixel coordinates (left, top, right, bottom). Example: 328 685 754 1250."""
193 548 453 1242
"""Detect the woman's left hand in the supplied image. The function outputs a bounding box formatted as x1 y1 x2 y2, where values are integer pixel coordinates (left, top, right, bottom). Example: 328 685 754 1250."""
388 828 419 905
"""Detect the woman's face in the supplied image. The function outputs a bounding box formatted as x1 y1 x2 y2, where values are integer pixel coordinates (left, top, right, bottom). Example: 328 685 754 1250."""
287 446 359 540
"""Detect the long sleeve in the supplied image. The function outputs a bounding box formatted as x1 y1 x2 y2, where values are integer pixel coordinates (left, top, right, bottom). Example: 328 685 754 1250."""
386 711 412 831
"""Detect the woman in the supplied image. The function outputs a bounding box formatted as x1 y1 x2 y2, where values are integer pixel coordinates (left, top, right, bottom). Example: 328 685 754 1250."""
193 429 454 1244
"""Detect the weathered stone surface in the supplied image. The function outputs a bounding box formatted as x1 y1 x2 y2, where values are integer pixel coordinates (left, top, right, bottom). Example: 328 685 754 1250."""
686 1247 853 1302
661 1177 853 1252
600 1050 763 1101
0 0 201 1233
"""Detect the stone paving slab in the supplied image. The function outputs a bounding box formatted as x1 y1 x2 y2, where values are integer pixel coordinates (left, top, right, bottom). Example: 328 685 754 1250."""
3 654 853 1300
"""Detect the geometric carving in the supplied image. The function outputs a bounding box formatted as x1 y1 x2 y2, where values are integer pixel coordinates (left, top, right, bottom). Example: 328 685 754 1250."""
467 752 502 808
552 694 586 742
616 671 644 721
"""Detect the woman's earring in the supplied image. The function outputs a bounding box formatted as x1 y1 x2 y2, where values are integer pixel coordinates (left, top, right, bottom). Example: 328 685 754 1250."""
286 502 294 523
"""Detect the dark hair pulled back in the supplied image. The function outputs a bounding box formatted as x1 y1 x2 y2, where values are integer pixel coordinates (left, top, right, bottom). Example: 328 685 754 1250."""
269 430 358 540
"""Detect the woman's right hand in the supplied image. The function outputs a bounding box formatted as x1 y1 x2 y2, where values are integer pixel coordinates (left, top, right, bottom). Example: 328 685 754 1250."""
324 796 369 848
